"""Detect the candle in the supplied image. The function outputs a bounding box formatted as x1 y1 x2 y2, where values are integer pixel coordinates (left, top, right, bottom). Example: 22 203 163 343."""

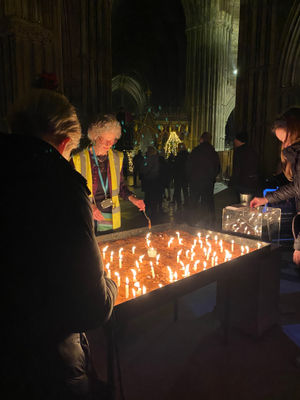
185 264 190 277
105 263 111 279
119 257 122 268
199 239 203 248
135 260 140 271
142 285 147 294
179 238 183 245
131 268 137 282
139 255 145 263
194 260 200 271
174 271 178 281
146 239 151 247
132 246 136 254
102 245 108 260
176 231 180 242
203 261 207 270
158 284 163 288
167 266 173 282
118 247 123 257
150 261 155 278
177 249 182 263
156 254 160 265
134 282 141 296
197 232 201 240
245 246 249 253
186 250 190 259
110 251 114 262
132 288 136 298
125 277 129 299
231 240 234 252
168 237 174 248
215 235 218 243
114 271 120 287
191 252 195 261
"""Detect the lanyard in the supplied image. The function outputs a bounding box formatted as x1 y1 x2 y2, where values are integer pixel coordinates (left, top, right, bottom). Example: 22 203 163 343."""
91 146 109 198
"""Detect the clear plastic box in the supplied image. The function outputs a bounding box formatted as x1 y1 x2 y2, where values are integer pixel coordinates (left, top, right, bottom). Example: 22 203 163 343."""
222 205 281 242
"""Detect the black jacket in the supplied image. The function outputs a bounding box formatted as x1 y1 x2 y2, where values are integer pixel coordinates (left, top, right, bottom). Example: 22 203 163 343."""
266 142 300 249
186 142 220 183
0 133 117 398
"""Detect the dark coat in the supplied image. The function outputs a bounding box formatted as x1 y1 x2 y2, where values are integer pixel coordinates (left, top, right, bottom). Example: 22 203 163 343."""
186 142 220 184
231 143 259 193
0 133 117 398
174 149 189 182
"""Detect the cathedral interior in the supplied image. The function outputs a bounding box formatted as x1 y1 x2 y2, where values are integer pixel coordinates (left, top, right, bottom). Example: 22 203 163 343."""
1 1 300 399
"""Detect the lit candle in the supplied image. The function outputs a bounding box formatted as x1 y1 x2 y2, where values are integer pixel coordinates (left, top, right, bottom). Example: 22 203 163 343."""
142 285 147 294
193 239 197 247
186 250 190 259
135 260 140 271
102 245 108 260
215 235 218 243
176 231 180 242
185 264 190 277
139 255 145 263
146 232 151 240
150 262 155 278
199 239 203 248
167 266 173 282
231 240 234 252
241 246 244 255
110 251 114 262
197 232 201 240
245 246 249 253
131 268 137 282
134 282 141 296
119 256 122 268
132 246 136 254
158 284 163 288
156 254 160 265
179 238 183 245
191 252 195 261
114 271 120 287
174 271 178 281
125 277 129 299
132 288 136 298
194 260 200 271
177 249 182 263
203 261 207 270
168 237 174 248
215 256 218 265
146 239 151 247
105 263 111 279
118 247 123 258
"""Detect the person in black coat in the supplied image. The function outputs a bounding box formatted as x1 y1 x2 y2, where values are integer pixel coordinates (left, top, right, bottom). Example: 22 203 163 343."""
186 132 220 227
173 142 189 209
231 131 260 201
0 89 117 399
133 150 144 187
140 145 161 217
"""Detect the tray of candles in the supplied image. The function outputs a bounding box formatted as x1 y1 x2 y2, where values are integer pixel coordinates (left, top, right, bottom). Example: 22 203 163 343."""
96 223 273 323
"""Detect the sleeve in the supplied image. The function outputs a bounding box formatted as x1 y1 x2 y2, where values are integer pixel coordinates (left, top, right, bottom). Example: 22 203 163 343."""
265 182 297 204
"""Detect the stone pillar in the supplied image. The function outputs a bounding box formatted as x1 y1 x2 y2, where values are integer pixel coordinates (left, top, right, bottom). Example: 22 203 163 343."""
182 0 234 151
235 0 300 177
0 0 62 122
61 0 112 129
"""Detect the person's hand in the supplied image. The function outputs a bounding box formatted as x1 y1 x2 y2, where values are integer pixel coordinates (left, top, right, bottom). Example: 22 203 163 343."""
293 250 300 266
250 197 268 208
91 203 105 221
129 195 145 211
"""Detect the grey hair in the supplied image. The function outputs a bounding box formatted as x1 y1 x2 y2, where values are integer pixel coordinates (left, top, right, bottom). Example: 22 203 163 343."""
88 114 121 142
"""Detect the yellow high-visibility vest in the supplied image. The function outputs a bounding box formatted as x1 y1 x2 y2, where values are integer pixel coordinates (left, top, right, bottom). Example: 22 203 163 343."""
72 148 123 229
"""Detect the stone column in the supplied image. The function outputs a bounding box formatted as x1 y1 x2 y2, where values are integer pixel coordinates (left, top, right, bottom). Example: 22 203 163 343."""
182 0 233 151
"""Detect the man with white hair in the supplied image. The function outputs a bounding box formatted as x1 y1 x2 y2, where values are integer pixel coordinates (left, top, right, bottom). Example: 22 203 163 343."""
73 114 145 233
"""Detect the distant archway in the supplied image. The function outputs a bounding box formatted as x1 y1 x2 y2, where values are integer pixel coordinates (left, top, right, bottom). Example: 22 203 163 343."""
112 74 147 115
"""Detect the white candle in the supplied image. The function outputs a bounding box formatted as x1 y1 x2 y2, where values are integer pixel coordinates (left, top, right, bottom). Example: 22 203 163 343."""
245 246 249 253
125 277 129 299
167 266 173 282
132 246 136 254
156 254 160 265
191 252 195 261
105 263 111 279
197 232 201 240
150 261 155 278
215 235 218 243
102 245 108 260
194 260 200 271
142 285 147 294
110 251 114 262
231 240 234 252
139 255 145 263
178 238 183 245
203 261 207 270
119 257 122 268
131 268 137 282
132 288 136 297
186 250 190 259
177 249 182 263
146 239 151 247
168 237 174 248
135 260 140 271
174 271 178 281
176 231 180 242
118 247 123 258
114 271 120 287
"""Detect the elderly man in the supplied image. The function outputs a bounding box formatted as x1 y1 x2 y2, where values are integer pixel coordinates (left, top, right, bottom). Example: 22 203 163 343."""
72 114 145 233
0 89 117 399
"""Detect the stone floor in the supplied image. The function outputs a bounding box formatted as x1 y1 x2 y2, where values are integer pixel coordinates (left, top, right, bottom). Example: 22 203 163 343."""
88 180 300 400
